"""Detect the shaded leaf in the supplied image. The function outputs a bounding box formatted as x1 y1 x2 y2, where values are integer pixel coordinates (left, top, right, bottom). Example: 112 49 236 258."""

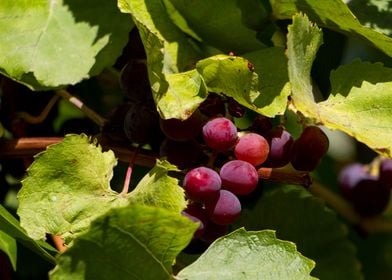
50 205 197 280
237 185 362 280
270 0 392 57
177 228 316 280
0 230 17 270
0 0 132 90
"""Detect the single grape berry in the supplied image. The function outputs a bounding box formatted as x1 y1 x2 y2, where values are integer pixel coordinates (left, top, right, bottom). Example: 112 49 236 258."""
160 110 204 141
234 133 269 166
264 127 294 168
291 126 329 171
205 190 241 225
351 178 391 217
379 158 392 189
182 203 209 239
202 117 238 151
250 115 273 136
338 163 371 200
219 160 259 195
183 167 221 203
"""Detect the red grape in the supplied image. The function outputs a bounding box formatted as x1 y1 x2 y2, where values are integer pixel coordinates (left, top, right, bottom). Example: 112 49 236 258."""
183 167 221 203
159 139 204 169
205 190 241 225
219 160 259 195
234 133 269 166
202 117 238 151
264 127 294 167
290 126 329 171
199 93 226 117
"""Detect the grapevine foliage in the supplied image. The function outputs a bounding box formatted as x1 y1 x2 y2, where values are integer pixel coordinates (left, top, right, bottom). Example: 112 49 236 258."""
0 0 392 279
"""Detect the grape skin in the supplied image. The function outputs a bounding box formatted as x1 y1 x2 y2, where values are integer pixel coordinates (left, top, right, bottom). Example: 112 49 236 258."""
183 167 222 203
182 203 208 239
290 126 329 171
264 127 294 168
205 190 241 225
202 117 238 151
379 159 392 189
159 139 204 169
160 110 204 141
219 160 259 195
234 133 269 166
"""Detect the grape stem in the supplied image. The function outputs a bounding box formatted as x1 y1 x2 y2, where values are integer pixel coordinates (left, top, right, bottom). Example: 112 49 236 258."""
121 145 140 195
56 89 107 127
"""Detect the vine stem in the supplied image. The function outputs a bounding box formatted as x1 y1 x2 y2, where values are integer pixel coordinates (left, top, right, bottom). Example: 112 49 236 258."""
56 89 107 127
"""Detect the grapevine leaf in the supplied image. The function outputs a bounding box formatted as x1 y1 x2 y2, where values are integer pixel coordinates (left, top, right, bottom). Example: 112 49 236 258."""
237 185 362 280
0 204 56 264
17 134 187 243
243 47 291 117
0 0 132 90
50 205 198 280
177 228 316 280
0 230 17 270
129 159 187 213
288 14 392 157
270 0 392 57
164 0 266 53
118 0 204 120
348 0 392 37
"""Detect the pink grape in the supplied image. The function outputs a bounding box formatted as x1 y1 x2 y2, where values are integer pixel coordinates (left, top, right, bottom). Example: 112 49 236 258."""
202 117 238 151
219 160 259 195
182 203 208 239
183 167 221 203
264 127 294 167
234 133 269 166
205 190 241 225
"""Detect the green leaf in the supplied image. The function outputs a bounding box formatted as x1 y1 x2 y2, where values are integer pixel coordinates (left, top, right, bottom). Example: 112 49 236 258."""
243 47 291 117
287 14 392 157
118 0 203 120
0 230 17 270
17 134 186 243
270 0 392 58
0 0 132 90
50 204 197 280
177 228 316 280
237 185 362 280
0 204 56 264
348 0 392 37
164 0 266 53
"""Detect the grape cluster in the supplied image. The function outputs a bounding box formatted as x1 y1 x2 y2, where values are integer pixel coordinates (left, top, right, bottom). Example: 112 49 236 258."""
338 159 392 216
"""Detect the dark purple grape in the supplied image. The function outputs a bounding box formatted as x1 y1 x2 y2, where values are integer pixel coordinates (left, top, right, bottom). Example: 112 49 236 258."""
182 203 209 239
290 126 329 171
205 190 241 225
234 133 269 166
219 160 259 195
160 110 204 141
102 103 131 142
338 163 371 200
183 167 222 203
264 127 294 167
160 139 204 169
379 159 392 189
199 93 226 117
202 117 238 151
250 115 273 136
123 102 160 144
227 97 246 118
338 163 391 216
351 178 390 216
